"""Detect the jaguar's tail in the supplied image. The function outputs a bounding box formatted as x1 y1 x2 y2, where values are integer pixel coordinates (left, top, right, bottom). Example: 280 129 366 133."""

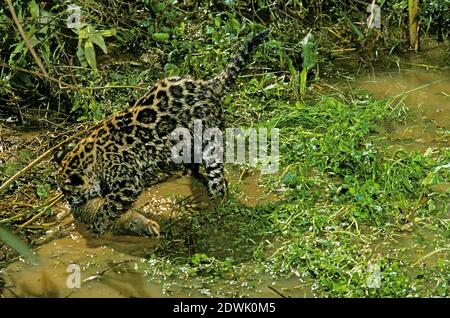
209 29 269 96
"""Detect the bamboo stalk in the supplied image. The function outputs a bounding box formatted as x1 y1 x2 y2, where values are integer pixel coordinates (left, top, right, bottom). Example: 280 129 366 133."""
408 0 420 52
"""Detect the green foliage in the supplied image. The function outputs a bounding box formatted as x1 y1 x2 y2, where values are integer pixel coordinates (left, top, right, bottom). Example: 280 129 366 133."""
36 183 51 199
74 24 116 71
299 32 317 94
272 96 445 223
141 82 449 296
0 161 22 179
0 226 39 265
421 0 450 40
189 253 233 277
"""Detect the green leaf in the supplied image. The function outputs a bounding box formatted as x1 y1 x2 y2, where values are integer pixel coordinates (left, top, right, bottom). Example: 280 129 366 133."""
224 0 235 7
9 42 24 64
0 226 40 265
301 33 317 70
90 34 107 54
214 16 222 28
229 17 241 33
42 42 51 67
18 150 33 162
77 25 88 39
140 17 152 28
300 67 308 95
84 39 97 70
152 32 170 42
98 29 117 38
343 13 364 40
89 100 104 122
190 253 210 266
76 46 87 67
153 2 166 12
37 183 50 199
29 0 39 18
164 63 180 75
29 35 40 47
71 99 81 112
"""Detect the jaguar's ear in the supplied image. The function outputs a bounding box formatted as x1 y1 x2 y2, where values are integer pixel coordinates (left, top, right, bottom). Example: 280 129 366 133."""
54 141 79 164
68 174 84 186
53 148 66 164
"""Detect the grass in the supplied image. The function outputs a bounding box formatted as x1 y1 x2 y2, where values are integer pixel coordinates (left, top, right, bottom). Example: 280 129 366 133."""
135 87 449 297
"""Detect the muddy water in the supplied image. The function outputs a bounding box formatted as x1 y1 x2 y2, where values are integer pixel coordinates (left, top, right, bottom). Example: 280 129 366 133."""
2 52 449 298
354 62 449 151
2 172 281 298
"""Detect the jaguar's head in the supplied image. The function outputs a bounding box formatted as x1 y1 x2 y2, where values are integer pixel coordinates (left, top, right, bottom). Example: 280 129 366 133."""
56 170 90 207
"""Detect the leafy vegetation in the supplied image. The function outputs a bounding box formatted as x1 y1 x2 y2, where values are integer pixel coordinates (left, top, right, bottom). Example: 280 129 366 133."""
1 0 449 122
142 91 449 297
0 225 39 265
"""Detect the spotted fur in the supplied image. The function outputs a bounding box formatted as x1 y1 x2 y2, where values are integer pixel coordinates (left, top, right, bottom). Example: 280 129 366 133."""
56 30 269 236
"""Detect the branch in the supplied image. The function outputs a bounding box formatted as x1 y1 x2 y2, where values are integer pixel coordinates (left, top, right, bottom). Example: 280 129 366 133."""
0 61 82 92
0 124 100 195
6 0 48 77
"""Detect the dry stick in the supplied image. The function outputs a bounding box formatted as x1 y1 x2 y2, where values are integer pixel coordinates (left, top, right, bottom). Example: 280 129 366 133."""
6 0 48 77
0 213 26 224
82 259 135 282
0 124 100 195
411 248 449 267
18 193 63 231
0 61 81 92
267 285 290 298
391 78 449 100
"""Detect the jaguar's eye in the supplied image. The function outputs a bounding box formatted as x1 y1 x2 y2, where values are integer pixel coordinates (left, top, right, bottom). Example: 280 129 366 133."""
68 174 84 186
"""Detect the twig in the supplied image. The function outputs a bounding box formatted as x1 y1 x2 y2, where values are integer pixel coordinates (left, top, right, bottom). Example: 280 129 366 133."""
0 61 81 92
18 193 63 230
4 287 19 298
0 124 100 195
82 259 134 282
0 213 27 224
411 248 449 267
87 85 145 90
391 78 450 99
400 61 443 70
267 285 290 298
6 0 48 77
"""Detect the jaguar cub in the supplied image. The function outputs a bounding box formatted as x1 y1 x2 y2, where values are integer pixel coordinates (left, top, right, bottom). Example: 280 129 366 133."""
57 30 269 237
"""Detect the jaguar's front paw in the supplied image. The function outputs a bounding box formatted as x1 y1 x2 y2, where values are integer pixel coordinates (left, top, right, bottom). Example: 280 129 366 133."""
114 211 161 237
145 218 160 237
